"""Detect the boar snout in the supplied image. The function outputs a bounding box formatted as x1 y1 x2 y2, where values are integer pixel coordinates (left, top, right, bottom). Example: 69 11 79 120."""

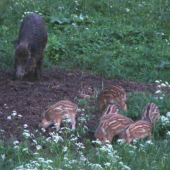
16 65 25 80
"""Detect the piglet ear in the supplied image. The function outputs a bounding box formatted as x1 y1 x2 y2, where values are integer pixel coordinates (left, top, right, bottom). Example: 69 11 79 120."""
101 127 107 135
11 40 19 48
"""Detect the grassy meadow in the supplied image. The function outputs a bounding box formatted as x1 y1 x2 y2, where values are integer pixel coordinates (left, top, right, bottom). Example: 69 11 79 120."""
0 0 170 169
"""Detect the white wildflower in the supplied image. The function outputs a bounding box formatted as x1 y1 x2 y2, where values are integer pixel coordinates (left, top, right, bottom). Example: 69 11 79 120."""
14 146 19 149
7 116 11 120
166 131 170 136
166 112 170 118
38 157 44 162
12 111 17 116
63 146 68 152
123 165 131 170
117 139 126 145
125 8 130 12
22 148 28 152
75 142 85 149
23 132 31 138
155 80 161 84
129 150 135 154
23 124 28 128
32 140 37 144
13 141 19 145
104 162 111 167
79 14 83 21
46 137 51 142
146 140 153 145
119 161 124 165
36 145 42 150
155 90 162 94
41 128 46 132
161 83 166 87
91 139 102 145
1 154 5 160
157 85 161 88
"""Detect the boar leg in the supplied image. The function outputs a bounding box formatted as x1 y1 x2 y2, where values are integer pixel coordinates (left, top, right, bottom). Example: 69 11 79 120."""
126 137 132 144
70 113 76 130
35 59 42 80
54 116 61 131
14 59 17 80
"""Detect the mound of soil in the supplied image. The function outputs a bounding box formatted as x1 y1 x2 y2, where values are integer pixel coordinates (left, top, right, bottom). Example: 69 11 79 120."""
0 69 156 141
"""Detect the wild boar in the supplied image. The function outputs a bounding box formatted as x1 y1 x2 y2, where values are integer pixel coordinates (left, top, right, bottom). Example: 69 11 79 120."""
13 13 47 80
95 112 133 144
38 100 78 131
98 85 127 111
141 103 160 126
118 120 152 144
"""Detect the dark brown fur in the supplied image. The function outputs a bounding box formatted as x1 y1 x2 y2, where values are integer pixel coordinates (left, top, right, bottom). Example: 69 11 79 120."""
13 13 47 80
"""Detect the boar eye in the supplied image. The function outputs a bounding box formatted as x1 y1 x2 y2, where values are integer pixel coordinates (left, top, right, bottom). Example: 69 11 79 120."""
22 58 27 63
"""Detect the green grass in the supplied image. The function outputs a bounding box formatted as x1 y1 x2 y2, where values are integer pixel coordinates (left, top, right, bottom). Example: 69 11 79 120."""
1 0 170 169
1 0 170 81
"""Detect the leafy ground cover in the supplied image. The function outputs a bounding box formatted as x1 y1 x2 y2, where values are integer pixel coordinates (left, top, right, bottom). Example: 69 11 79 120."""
0 0 170 169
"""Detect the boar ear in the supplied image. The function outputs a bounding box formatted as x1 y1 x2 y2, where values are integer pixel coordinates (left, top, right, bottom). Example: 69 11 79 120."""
11 40 19 48
28 42 38 55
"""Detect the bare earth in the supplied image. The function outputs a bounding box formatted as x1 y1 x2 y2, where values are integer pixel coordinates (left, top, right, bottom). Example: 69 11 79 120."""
0 69 156 141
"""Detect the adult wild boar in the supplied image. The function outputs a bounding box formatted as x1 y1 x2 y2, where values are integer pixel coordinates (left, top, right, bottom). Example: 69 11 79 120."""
13 13 47 80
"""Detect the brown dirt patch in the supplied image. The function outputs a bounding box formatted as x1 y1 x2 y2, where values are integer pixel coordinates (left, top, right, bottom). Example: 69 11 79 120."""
0 69 156 141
